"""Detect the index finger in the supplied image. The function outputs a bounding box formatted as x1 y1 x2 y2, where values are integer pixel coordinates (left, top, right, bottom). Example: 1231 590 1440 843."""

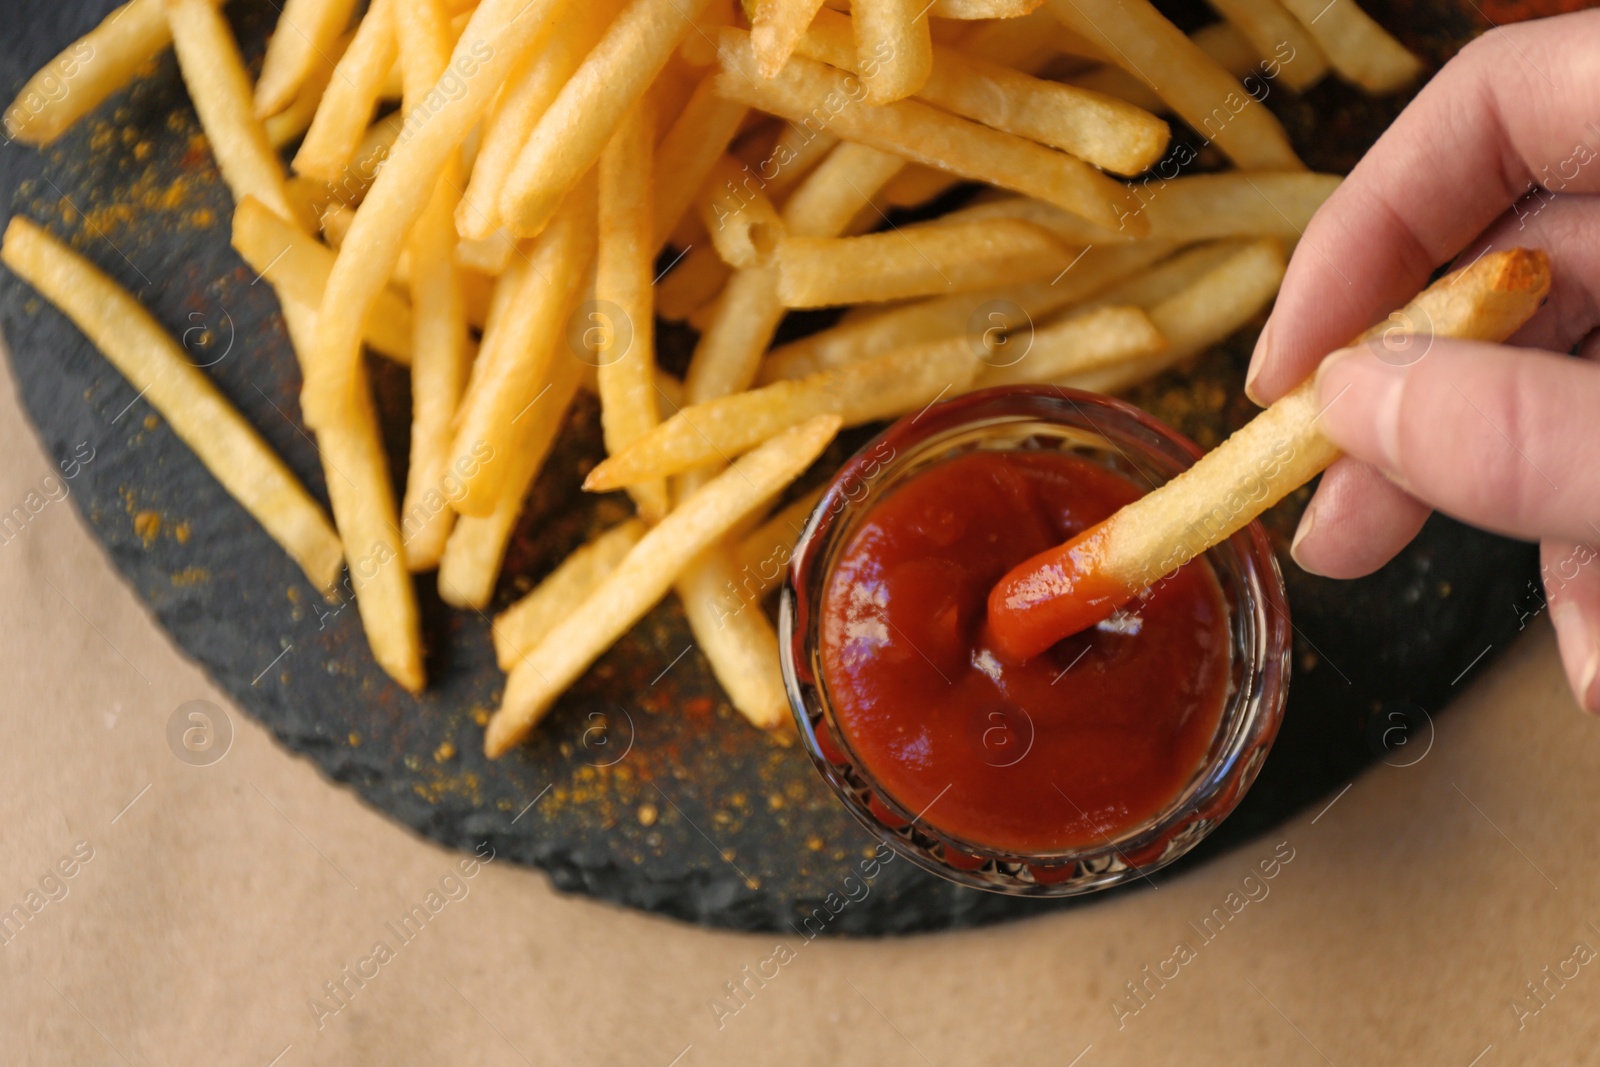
1246 10 1600 403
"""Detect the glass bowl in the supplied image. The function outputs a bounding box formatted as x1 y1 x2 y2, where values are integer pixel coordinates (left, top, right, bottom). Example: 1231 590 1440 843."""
778 386 1291 896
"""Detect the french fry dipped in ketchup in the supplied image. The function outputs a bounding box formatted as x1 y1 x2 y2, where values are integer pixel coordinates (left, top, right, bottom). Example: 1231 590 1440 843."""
986 248 1553 662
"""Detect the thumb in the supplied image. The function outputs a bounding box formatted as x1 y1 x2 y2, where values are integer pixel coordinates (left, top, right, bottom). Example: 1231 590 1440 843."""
1313 338 1600 545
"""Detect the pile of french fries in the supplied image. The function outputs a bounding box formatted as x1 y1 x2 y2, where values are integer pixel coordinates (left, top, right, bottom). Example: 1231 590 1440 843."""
2 0 1422 758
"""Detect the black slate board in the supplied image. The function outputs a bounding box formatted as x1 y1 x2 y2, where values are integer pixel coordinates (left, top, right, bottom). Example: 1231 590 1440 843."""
0 0 1543 934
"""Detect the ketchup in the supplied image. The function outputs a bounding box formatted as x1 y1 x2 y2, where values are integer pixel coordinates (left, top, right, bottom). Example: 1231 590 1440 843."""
819 449 1232 854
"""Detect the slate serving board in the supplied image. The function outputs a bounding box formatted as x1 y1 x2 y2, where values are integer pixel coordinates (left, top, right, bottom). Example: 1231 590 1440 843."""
0 0 1551 934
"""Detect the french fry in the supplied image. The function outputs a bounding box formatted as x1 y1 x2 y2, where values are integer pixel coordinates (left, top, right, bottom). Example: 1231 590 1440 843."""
486 415 842 755
4 0 183 146
774 218 1074 308
1046 0 1303 172
2 217 344 592
455 0 621 241
1066 239 1285 394
1279 0 1422 94
779 141 905 238
677 546 793 729
988 248 1553 658
493 520 649 670
650 74 752 250
587 335 979 489
730 485 826 599
396 0 472 571
761 240 1174 381
852 0 934 104
1065 63 1165 115
448 179 598 516
499 0 717 238
304 0 568 427
597 103 671 523
1202 0 1328 91
797 8 1169 175
264 31 352 149
876 165 964 210
437 349 588 610
230 196 414 364
957 7 1096 70
974 304 1165 388
254 0 360 118
280 298 425 689
292 0 397 182
698 155 788 269
931 0 1044 15
167 0 297 222
751 0 829 77
657 245 732 321
948 171 1341 245
715 31 1146 235
755 124 840 202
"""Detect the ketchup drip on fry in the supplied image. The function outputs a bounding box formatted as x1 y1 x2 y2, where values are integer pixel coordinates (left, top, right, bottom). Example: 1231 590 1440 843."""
819 449 1231 853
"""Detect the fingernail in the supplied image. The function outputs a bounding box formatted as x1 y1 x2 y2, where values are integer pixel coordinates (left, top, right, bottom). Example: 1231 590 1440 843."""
1314 347 1405 470
1244 318 1273 405
1550 600 1600 714
1289 501 1325 575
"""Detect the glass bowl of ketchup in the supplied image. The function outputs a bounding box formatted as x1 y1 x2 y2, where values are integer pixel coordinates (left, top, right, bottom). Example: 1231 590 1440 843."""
779 386 1290 896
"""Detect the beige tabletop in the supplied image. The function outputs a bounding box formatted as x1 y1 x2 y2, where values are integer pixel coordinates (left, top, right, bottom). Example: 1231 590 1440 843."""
2 345 1598 1067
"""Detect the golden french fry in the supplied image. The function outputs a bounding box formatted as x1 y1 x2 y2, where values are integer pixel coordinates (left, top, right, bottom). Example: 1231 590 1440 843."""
4 0 186 146
264 31 352 149
949 171 1340 245
2 217 343 592
499 0 717 238
1201 0 1328 91
1071 238 1286 393
715 31 1146 235
1065 63 1165 114
493 520 648 670
754 124 840 202
957 7 1100 69
254 0 360 117
876 165 964 210
1046 0 1304 171
677 546 793 729
230 196 414 364
397 0 472 571
292 0 397 182
486 414 842 755
281 301 425 690
167 0 297 221
452 231 516 276
730 484 825 599
761 240 1174 381
780 141 905 238
975 304 1166 388
990 249 1552 655
656 245 732 321
797 8 1169 175
931 0 1043 15
304 0 568 428
650 74 751 250
448 179 597 516
456 0 622 241
587 335 979 489
437 349 588 610
1279 0 1422 94
751 0 828 76
774 218 1074 308
597 103 671 522
698 154 787 269
852 0 933 104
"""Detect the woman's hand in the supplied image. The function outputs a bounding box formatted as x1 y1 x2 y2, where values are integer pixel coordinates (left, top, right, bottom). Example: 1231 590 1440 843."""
1244 9 1600 711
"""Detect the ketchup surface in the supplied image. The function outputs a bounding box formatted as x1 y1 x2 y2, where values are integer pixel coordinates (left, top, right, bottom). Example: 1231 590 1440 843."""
819 449 1232 854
